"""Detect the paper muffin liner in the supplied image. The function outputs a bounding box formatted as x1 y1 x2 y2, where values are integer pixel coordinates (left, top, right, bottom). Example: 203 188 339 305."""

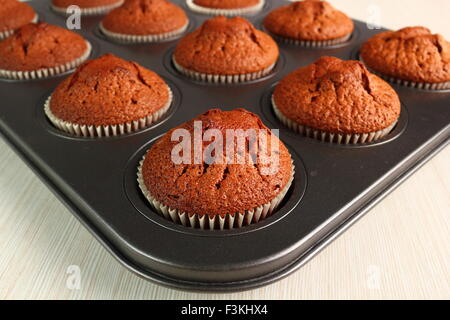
44 85 173 138
99 21 189 43
272 95 397 144
270 32 352 48
359 55 450 91
0 41 92 81
0 14 39 41
51 0 124 16
186 0 265 16
173 56 275 84
137 157 295 231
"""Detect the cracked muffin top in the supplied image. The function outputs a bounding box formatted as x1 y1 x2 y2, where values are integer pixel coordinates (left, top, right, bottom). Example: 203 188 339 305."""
273 56 401 134
0 0 36 33
263 0 354 41
52 0 123 9
50 54 170 126
0 22 88 71
360 26 450 84
193 0 260 9
141 108 293 216
102 0 188 35
173 16 279 75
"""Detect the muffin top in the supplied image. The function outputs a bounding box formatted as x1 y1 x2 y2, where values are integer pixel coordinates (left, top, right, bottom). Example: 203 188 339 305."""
360 26 450 84
264 0 354 41
102 0 188 35
0 0 36 32
142 108 293 216
50 54 170 126
273 56 401 134
193 0 260 9
0 23 88 71
174 16 279 75
52 0 122 9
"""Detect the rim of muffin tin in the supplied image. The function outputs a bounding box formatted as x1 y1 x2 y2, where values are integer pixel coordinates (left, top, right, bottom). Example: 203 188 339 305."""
34 78 181 141
163 46 285 86
259 83 409 148
124 137 307 237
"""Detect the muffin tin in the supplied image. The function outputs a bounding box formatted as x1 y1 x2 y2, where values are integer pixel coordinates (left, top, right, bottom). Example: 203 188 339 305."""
0 0 449 291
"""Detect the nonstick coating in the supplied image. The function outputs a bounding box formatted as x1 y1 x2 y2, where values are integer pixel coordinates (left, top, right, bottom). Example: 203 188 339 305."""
0 0 449 291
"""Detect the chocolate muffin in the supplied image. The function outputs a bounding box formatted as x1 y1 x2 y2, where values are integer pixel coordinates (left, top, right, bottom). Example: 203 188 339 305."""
138 108 294 230
273 56 401 144
0 0 38 40
45 54 172 137
51 0 124 16
0 22 91 80
360 26 450 90
264 0 354 47
187 0 264 16
173 16 279 84
100 0 189 43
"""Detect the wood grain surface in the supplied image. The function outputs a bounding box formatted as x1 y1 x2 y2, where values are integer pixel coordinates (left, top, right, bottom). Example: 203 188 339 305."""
0 0 449 299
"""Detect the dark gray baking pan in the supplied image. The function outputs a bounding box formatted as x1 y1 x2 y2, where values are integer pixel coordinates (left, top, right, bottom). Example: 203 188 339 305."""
0 0 448 291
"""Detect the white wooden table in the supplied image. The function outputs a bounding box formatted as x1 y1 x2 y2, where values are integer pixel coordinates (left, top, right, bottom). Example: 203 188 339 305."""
1 0 449 299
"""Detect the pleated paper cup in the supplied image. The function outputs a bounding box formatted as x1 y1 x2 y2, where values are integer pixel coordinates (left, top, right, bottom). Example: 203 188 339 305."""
99 21 189 44
359 55 450 91
186 0 265 16
44 85 172 138
51 0 124 16
0 41 92 81
137 158 295 230
0 14 39 41
173 56 275 84
270 32 352 48
272 95 397 145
